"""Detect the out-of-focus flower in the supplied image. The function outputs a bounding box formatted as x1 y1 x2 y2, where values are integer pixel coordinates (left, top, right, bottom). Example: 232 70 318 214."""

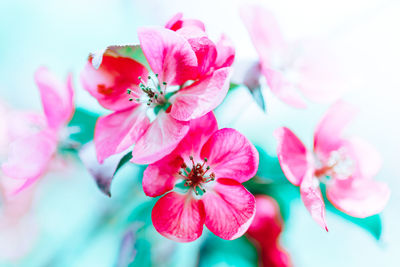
246 195 291 267
274 101 390 229
1 67 74 194
0 179 38 262
0 101 38 261
81 14 233 165
240 5 348 108
142 112 258 242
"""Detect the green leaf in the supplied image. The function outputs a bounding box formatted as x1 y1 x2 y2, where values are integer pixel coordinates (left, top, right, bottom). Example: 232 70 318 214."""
255 145 286 182
107 45 150 70
199 234 258 267
68 108 99 144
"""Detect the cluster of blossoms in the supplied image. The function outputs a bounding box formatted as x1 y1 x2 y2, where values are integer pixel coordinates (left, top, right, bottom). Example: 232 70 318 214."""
0 5 390 266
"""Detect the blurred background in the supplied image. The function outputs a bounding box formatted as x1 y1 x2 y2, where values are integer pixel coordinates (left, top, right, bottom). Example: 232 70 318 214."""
0 0 399 266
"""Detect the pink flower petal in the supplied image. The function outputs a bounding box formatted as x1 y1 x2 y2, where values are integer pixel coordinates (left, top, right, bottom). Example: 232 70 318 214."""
314 100 358 159
176 26 217 76
81 52 148 111
202 179 256 240
2 130 57 181
165 12 205 32
262 67 307 109
347 137 383 179
174 111 218 160
200 128 258 183
214 34 235 69
295 40 350 103
327 179 390 218
247 196 291 267
240 5 287 66
137 27 198 86
247 196 283 241
300 172 328 231
94 106 150 163
131 111 190 164
35 67 74 129
169 67 230 121
143 153 183 197
274 127 311 186
152 192 205 242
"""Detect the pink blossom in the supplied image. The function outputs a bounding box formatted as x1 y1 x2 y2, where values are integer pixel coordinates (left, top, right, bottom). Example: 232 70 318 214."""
1 67 74 194
247 195 291 267
275 101 390 230
142 112 258 242
81 15 234 165
241 5 348 108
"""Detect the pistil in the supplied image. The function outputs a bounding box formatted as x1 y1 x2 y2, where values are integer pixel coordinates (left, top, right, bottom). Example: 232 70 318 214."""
178 156 216 195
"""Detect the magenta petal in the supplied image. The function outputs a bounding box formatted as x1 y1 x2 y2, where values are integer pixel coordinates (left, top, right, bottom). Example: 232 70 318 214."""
138 27 198 86
214 34 235 69
131 111 190 164
170 67 230 121
300 173 328 231
143 154 183 197
35 67 74 129
2 130 57 181
274 127 311 186
247 196 292 267
94 106 150 163
81 53 148 111
176 26 217 76
152 192 205 242
174 112 218 159
202 179 256 240
200 128 258 183
314 100 358 159
327 179 390 218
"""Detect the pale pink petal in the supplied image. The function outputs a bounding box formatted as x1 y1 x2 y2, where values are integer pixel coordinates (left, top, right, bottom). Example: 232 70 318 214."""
200 128 258 183
295 40 349 103
94 106 150 163
2 130 57 181
347 137 383 179
165 12 206 32
131 111 190 164
152 192 205 242
214 34 235 69
327 179 390 218
170 67 230 121
202 179 256 240
81 52 148 111
240 5 287 66
274 127 311 186
143 154 183 197
262 67 307 109
35 67 74 129
314 100 358 159
300 172 328 231
137 27 198 86
176 26 217 76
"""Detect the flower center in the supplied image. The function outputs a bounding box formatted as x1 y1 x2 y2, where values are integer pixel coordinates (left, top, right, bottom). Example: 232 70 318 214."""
314 148 355 181
127 74 168 107
178 156 215 195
